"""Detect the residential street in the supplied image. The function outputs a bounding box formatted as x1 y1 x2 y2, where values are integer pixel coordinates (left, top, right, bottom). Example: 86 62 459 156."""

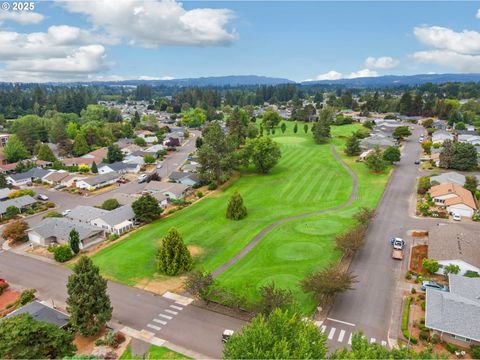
0 251 244 358
26 131 198 227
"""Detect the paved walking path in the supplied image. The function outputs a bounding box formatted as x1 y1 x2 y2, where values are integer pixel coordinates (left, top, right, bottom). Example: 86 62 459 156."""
212 143 358 278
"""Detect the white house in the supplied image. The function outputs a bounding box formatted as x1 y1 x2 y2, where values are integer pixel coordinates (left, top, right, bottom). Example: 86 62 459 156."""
6 168 50 187
98 162 140 175
76 172 120 191
458 134 480 146
432 130 454 145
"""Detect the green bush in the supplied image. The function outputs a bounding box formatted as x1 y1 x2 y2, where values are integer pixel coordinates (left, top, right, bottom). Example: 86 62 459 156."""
18 289 36 306
45 202 55 208
402 297 418 344
411 287 416 294
419 330 429 341
446 343 459 354
108 233 119 241
53 245 74 263
471 345 480 359
207 183 217 191
196 191 204 198
421 300 426 311
465 270 480 278
405 271 412 280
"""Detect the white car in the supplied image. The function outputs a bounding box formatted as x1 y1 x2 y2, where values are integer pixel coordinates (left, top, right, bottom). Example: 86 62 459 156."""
62 209 71 216
452 213 461 221
37 194 49 201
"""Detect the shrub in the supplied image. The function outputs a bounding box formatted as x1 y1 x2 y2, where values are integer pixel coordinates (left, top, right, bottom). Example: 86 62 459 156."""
405 271 412 280
101 199 120 211
402 297 418 344
108 233 119 241
45 202 55 208
446 343 459 354
411 287 416 294
207 182 217 190
42 211 62 219
419 330 429 341
95 331 125 349
53 245 74 263
422 258 440 274
226 191 247 220
18 289 36 306
465 270 480 278
196 191 204 198
471 345 480 359
421 300 426 311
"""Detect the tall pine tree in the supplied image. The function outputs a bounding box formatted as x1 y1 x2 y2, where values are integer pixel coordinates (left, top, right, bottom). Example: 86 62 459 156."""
69 229 80 255
226 191 248 220
344 135 361 156
66 256 112 336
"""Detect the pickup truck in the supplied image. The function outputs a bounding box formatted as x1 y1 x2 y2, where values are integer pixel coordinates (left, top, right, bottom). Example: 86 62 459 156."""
392 248 404 260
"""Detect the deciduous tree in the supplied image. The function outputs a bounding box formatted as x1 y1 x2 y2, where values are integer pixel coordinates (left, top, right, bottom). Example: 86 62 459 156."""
422 258 440 274
335 224 367 256
73 133 89 156
2 219 28 243
364 146 387 173
242 136 281 174
37 143 57 162
258 282 294 315
132 194 162 223
4 135 29 163
382 146 401 163
344 135 361 156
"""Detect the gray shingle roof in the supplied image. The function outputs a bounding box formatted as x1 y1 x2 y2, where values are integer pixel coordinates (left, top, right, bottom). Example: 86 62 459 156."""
0 195 36 214
4 301 69 327
98 162 138 172
29 218 103 241
8 168 50 182
425 275 480 341
169 171 200 183
97 204 134 227
430 172 466 187
67 205 108 222
0 188 11 199
82 172 119 186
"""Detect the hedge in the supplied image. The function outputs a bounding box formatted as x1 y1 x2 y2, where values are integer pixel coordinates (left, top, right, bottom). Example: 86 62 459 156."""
402 296 418 344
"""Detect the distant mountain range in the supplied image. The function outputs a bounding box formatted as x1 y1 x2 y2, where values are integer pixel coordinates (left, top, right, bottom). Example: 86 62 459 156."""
300 73 480 87
5 73 480 88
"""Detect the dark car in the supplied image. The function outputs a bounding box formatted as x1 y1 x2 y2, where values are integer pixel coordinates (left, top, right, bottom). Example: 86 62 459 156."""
414 160 420 165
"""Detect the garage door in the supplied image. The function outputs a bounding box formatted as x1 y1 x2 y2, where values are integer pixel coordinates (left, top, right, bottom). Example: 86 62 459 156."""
449 207 473 218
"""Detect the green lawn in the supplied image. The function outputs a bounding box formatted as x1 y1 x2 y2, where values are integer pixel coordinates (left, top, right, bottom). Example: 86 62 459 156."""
216 124 390 313
120 344 191 360
91 123 354 285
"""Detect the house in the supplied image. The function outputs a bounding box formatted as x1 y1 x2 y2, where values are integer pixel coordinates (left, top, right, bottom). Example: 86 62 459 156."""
428 224 480 275
458 134 480 146
62 147 108 168
429 183 477 218
0 195 36 218
6 168 50 187
75 172 120 191
430 172 466 187
431 120 447 130
432 130 454 145
150 192 169 208
42 171 71 185
169 171 201 186
181 163 198 173
143 181 189 200
60 174 84 187
359 135 396 150
67 204 135 235
145 144 165 154
28 217 105 249
425 275 480 346
121 144 142 156
4 301 69 328
0 188 11 201
98 162 140 174
123 155 145 166
0 160 51 174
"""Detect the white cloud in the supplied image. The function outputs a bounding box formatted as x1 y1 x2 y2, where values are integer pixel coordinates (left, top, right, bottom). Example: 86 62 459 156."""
413 50 480 72
414 26 480 55
57 0 237 47
476 9 480 19
0 11 44 25
348 69 378 78
315 70 343 81
365 56 399 69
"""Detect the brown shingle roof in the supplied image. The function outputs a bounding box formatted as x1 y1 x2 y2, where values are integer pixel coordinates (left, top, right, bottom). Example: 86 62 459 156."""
429 183 477 210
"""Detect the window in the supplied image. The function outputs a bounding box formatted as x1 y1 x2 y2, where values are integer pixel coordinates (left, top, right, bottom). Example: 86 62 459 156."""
453 335 471 343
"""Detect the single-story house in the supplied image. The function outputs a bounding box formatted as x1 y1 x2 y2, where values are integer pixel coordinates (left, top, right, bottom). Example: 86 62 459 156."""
169 171 201 186
0 187 11 201
359 135 396 150
90 205 135 235
60 174 84 187
62 147 108 168
0 195 36 218
76 172 120 191
458 134 480 146
120 143 142 156
428 224 480 275
66 205 109 224
432 130 454 145
6 168 50 187
143 181 189 200
181 163 198 173
151 192 169 208
28 217 105 249
431 120 447 130
4 301 69 328
425 275 480 346
430 172 466 187
42 171 71 185
0 160 51 174
123 155 145 166
428 183 477 218
145 144 165 154
98 162 140 174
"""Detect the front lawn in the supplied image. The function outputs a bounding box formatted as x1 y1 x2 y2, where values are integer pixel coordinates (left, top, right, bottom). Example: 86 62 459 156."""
120 344 190 360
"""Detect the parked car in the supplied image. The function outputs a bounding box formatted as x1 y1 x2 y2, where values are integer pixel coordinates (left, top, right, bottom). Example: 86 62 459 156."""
390 237 405 250
116 178 127 184
414 160 420 165
452 213 461 221
222 329 234 343
37 194 49 201
54 184 66 190
156 163 163 169
421 281 449 292
62 209 71 216
138 174 148 183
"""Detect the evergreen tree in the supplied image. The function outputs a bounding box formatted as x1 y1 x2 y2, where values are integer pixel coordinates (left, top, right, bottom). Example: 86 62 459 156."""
344 135 361 156
465 176 478 194
69 229 80 255
106 144 123 163
226 191 248 220
293 122 298 134
451 142 478 171
439 139 454 168
195 136 203 149
312 119 331 144
37 143 57 162
156 228 193 276
73 134 89 156
67 256 112 336
280 122 287 134
364 146 387 172
132 194 162 223
303 124 308 134
91 161 98 173
227 107 249 147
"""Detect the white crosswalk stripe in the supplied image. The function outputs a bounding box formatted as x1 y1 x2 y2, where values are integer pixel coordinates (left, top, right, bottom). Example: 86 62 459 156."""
170 305 183 311
370 338 376 344
320 325 326 333
337 330 346 343
147 324 161 331
158 314 172 320
348 333 352 345
165 309 178 315
153 319 167 325
328 327 336 340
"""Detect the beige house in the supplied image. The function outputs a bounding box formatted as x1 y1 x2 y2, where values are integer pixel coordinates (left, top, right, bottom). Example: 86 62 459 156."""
428 183 477 218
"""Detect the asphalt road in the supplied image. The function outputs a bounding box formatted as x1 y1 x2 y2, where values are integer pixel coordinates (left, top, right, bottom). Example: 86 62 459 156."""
26 131 198 227
0 250 244 358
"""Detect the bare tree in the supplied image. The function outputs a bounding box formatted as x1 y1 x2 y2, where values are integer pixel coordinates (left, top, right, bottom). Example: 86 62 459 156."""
335 224 367 256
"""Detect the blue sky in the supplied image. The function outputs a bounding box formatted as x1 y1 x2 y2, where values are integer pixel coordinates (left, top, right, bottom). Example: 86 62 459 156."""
0 1 479 82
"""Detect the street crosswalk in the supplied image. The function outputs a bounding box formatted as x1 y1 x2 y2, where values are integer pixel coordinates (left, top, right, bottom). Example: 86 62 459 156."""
144 300 186 333
318 321 388 348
